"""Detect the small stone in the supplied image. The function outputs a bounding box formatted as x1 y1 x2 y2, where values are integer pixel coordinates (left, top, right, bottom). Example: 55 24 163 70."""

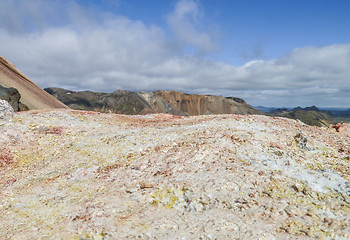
324 217 333 226
294 133 309 150
140 181 154 189
291 183 303 192
331 123 348 133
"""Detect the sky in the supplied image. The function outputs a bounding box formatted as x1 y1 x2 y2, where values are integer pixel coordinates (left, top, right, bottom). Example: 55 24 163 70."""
0 0 349 107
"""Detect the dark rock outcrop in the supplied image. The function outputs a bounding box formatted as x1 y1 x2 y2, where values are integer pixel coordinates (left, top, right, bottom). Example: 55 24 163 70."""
0 85 28 111
226 97 246 104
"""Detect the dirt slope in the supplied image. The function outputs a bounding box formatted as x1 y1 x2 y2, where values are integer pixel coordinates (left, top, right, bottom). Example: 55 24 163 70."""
0 56 68 109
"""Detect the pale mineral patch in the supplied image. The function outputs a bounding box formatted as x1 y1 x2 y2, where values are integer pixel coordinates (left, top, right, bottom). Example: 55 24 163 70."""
0 110 350 239
0 99 15 119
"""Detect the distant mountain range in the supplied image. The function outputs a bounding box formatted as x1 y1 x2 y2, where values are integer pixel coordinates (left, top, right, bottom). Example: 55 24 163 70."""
1 55 349 127
254 106 291 113
254 105 350 126
45 87 350 127
270 106 333 127
255 105 350 114
44 87 261 116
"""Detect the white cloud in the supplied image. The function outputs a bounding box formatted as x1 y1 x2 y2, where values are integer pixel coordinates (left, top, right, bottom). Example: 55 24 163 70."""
167 0 218 54
0 0 349 107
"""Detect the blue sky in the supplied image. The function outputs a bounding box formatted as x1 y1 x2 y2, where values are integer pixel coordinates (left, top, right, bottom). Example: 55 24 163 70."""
0 0 349 107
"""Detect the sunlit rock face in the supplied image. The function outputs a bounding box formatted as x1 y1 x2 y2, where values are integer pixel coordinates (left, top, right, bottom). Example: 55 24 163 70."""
1 109 349 239
141 90 260 116
0 56 68 110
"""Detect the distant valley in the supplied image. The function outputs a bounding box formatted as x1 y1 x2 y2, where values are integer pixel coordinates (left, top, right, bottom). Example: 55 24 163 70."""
255 105 350 126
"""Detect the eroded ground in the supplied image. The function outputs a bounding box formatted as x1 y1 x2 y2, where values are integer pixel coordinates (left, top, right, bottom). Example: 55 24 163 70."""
0 110 350 239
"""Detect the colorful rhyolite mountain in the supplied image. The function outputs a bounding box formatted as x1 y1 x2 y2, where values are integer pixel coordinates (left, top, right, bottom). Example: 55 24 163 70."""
0 56 68 110
45 87 261 116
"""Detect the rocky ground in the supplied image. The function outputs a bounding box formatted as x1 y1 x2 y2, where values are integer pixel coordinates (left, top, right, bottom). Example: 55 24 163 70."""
1 104 350 239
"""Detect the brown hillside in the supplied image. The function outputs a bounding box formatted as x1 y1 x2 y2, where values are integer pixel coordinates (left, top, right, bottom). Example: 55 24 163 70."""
147 90 260 115
0 56 68 110
46 88 261 116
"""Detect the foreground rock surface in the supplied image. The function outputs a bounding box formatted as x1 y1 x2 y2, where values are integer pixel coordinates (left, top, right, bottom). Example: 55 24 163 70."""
0 99 14 119
0 110 350 239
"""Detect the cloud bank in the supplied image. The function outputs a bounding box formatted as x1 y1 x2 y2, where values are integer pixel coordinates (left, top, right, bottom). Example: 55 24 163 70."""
0 0 349 107
167 0 218 53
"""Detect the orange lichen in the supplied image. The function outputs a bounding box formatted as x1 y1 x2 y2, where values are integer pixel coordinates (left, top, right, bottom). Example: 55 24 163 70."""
0 150 14 167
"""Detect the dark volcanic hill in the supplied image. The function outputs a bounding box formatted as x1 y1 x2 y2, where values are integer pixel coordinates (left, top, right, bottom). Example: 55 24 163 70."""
271 106 333 127
45 87 261 116
44 88 151 115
